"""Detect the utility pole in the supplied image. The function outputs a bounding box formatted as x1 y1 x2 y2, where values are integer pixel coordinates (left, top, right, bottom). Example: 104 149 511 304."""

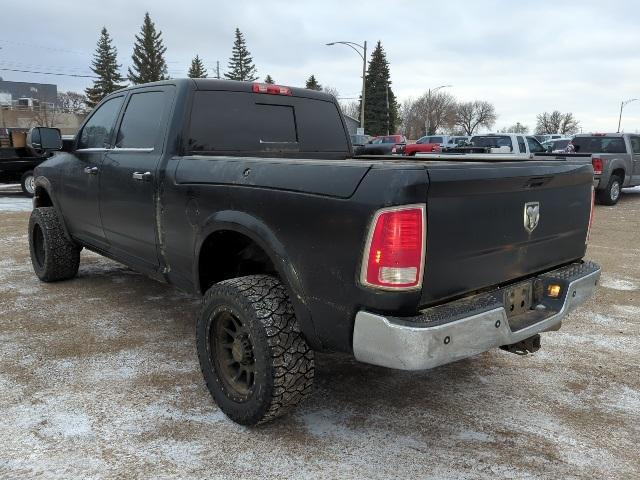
424 85 452 136
326 40 367 132
618 98 638 132
216 61 220 80
385 79 390 135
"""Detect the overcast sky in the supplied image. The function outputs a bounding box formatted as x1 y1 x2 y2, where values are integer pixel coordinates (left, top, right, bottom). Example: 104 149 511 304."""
1 0 638 133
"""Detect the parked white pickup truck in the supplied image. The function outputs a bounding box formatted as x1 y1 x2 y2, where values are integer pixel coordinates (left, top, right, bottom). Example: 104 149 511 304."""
416 133 546 160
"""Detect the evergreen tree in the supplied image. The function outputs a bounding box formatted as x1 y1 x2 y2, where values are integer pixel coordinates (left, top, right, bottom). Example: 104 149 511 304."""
85 27 126 108
363 41 399 135
128 12 168 84
305 74 321 91
188 55 208 78
264 75 275 84
224 28 258 81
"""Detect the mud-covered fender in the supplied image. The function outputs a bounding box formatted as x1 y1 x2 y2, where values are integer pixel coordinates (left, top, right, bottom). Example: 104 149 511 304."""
33 175 73 243
193 209 321 350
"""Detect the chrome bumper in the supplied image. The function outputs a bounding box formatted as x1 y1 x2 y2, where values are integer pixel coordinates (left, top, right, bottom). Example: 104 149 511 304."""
353 262 601 370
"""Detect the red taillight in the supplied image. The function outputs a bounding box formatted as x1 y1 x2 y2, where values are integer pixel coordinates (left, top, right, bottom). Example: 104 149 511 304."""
592 157 603 175
361 205 426 290
252 83 292 96
586 186 595 244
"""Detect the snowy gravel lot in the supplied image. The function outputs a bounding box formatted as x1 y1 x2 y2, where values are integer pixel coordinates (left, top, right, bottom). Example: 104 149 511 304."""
0 187 639 479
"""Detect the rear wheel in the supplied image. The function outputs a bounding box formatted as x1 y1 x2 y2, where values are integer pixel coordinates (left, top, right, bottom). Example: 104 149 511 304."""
20 170 35 197
28 207 81 282
597 174 622 206
196 275 314 425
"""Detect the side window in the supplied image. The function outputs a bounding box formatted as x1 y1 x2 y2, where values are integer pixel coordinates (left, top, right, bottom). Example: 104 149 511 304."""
517 136 526 153
630 136 640 154
78 96 124 149
526 136 545 153
115 91 167 148
431 136 443 143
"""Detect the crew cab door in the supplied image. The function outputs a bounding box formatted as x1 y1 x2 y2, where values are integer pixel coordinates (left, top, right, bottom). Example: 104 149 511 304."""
61 95 125 247
99 87 175 271
629 135 640 184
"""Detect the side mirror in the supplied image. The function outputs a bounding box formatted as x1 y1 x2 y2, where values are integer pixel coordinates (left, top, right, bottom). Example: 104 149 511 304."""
27 127 62 153
546 146 553 152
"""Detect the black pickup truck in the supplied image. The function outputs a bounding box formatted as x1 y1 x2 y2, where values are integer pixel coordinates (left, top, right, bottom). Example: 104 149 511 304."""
0 129 51 196
27 79 600 425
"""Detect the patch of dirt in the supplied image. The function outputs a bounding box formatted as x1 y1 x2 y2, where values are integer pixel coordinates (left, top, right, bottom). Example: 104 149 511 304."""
1 190 639 479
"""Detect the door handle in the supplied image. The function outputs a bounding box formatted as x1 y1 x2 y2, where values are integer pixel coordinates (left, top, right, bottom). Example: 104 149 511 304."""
132 171 152 182
84 166 98 175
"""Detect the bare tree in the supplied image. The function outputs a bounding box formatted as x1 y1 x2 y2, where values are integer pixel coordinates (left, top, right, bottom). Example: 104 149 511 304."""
454 100 497 135
30 104 59 128
498 122 529 134
535 111 580 135
340 101 360 120
400 91 457 139
57 91 88 113
323 86 340 100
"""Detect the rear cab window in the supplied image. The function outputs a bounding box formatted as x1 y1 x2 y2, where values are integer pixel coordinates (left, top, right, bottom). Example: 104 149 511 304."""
470 135 513 150
571 136 627 154
187 91 349 156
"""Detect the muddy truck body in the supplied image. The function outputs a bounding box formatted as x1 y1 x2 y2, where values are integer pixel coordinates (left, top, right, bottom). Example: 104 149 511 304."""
27 79 600 425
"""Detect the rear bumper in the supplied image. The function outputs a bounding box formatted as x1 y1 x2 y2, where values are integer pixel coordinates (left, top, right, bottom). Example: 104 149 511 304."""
353 261 601 370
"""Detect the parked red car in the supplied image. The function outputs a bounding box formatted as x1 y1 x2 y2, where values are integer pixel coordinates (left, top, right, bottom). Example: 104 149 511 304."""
403 142 441 156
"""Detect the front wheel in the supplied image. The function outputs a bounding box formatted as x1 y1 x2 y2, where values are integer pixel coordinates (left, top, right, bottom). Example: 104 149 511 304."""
196 275 314 425
597 174 622 206
28 207 81 282
20 170 35 197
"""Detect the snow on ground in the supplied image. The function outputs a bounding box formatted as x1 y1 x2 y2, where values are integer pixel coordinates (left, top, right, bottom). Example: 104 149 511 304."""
0 186 32 212
0 191 639 479
0 196 32 213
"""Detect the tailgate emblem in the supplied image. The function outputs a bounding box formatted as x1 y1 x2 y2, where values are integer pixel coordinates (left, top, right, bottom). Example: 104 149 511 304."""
524 202 540 233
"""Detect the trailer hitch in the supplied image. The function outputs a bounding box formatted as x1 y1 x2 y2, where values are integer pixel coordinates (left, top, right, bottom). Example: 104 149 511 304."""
500 334 541 355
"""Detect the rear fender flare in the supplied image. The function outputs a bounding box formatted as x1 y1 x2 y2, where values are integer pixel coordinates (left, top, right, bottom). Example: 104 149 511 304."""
194 209 321 350
33 176 73 242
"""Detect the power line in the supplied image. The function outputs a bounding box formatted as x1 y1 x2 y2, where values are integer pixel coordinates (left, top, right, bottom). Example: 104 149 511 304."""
0 68 97 78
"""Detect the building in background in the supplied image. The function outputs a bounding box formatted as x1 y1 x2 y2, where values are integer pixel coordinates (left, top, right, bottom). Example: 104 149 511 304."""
0 78 57 109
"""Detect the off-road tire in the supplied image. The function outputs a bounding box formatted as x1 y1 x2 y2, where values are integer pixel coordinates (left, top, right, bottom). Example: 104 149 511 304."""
597 174 622 206
196 275 314 425
28 207 80 282
20 170 35 197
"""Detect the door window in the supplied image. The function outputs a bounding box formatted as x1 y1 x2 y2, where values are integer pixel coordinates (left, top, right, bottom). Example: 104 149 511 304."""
526 136 545 153
630 136 640 154
115 91 168 148
78 96 124 149
517 136 526 153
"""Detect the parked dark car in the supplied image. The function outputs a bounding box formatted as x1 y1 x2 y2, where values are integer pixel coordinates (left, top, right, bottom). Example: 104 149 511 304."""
0 128 54 196
354 134 406 155
28 79 600 426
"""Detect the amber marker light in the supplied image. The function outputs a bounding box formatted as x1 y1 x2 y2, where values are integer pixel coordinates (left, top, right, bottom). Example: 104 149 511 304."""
547 284 562 298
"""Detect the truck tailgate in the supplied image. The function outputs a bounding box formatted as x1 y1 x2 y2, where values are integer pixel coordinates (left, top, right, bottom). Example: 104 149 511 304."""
421 161 593 305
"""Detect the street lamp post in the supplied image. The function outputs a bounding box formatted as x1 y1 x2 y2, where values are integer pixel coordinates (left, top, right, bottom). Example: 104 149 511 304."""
326 41 367 131
425 84 452 136
617 98 638 133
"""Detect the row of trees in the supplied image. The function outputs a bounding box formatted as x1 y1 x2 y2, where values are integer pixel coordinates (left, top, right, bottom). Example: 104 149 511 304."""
400 90 581 138
399 91 497 138
497 112 581 136
82 14 581 138
85 14 264 106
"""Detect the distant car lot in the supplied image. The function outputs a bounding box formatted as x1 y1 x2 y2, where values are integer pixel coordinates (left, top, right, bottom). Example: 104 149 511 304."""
0 183 638 478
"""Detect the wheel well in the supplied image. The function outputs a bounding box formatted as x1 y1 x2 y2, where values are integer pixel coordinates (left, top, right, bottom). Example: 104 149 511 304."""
611 168 625 182
34 186 53 208
198 230 277 294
